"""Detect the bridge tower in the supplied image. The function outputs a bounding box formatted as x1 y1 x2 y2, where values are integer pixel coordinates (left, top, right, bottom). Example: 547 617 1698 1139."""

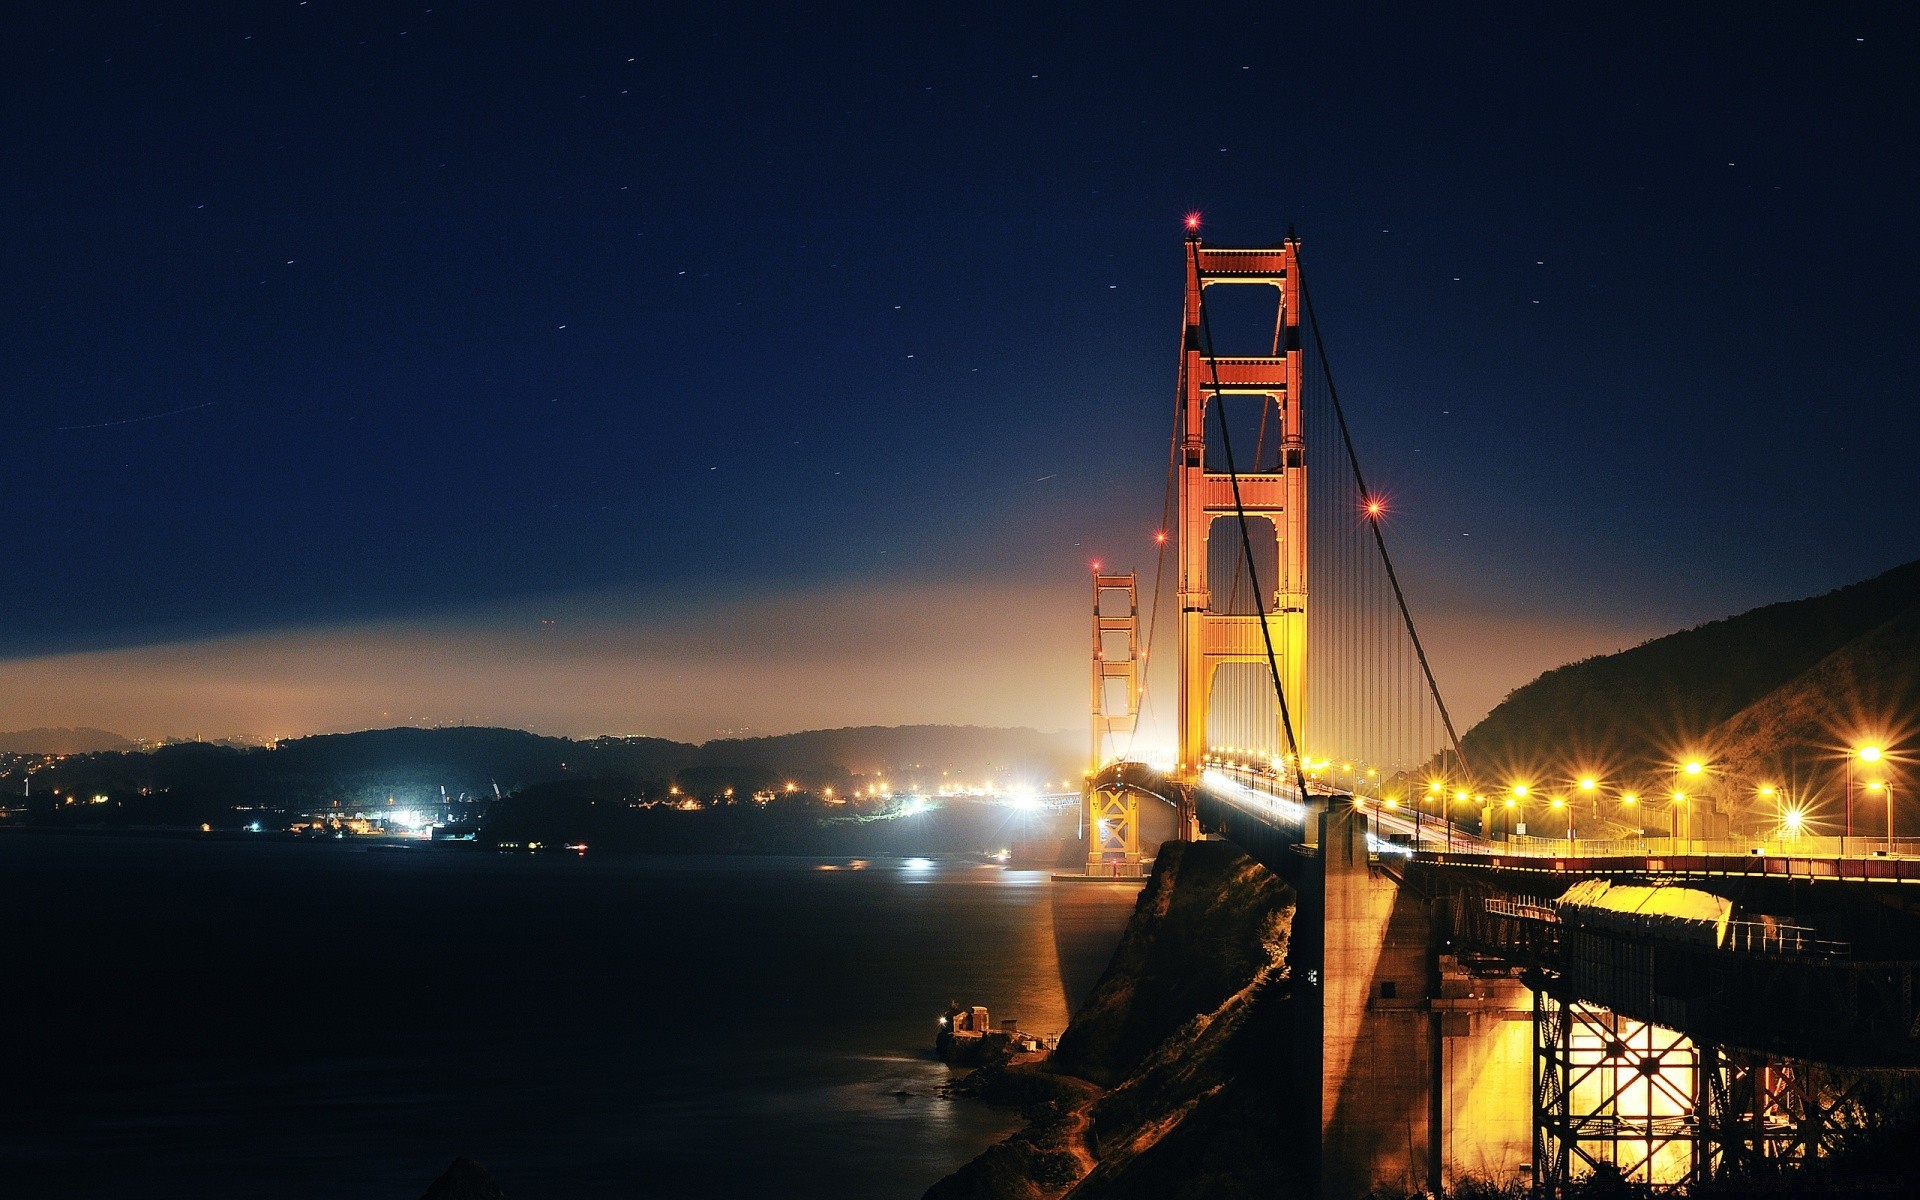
1087 572 1145 874
1090 571 1142 770
1176 234 1307 802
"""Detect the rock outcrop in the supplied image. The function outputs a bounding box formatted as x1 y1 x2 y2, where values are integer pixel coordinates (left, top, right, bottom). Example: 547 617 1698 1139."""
927 841 1302 1200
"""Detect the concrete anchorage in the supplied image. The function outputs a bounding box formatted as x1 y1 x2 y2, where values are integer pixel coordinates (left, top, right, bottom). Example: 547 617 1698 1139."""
1290 803 1531 1199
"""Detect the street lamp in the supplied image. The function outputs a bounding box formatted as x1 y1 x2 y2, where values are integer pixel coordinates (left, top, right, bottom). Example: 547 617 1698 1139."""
1670 791 1688 843
1551 794 1574 843
1867 779 1895 853
1850 745 1884 849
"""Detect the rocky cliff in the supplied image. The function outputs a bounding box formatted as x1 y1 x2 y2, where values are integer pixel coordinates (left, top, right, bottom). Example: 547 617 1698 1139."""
927 841 1303 1200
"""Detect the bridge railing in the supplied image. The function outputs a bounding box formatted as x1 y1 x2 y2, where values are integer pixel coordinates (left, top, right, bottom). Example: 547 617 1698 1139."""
1485 833 1920 860
1721 919 1851 959
1480 898 1850 959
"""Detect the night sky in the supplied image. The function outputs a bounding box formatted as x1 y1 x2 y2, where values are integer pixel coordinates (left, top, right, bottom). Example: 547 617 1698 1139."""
4 3 1916 742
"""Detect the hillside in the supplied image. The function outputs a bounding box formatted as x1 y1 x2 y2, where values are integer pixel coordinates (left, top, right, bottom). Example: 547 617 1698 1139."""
1461 559 1920 830
0 727 135 755
1 722 1081 831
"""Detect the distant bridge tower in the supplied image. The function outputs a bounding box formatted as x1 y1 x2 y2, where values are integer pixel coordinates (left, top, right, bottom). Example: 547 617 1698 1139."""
1090 571 1142 770
1176 234 1307 799
1087 571 1144 875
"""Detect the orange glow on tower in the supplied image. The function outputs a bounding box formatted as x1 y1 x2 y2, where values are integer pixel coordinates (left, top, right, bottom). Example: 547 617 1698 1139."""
1174 233 1305 796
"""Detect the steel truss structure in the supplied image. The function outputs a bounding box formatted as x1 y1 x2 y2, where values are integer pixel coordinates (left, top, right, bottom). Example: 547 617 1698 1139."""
1533 993 1897 1194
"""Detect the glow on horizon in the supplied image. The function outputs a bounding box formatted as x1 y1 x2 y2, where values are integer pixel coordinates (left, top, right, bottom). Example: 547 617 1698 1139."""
0 576 1661 749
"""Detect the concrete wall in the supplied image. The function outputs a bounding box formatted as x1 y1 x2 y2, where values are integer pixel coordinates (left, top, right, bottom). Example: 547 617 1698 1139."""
1437 968 1533 1187
1303 808 1533 1198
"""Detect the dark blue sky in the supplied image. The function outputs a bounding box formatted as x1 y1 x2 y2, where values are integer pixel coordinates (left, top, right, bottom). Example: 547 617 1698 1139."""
3 2 1916 738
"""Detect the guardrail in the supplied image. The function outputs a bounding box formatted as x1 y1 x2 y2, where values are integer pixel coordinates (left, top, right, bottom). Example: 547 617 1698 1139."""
1490 834 1920 859
1483 899 1851 958
1722 919 1851 959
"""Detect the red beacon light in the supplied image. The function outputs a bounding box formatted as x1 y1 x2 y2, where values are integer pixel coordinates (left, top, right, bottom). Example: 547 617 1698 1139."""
1184 212 1202 233
1362 496 1387 520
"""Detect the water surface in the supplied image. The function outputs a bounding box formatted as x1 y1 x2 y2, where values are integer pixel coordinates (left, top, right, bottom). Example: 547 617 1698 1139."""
0 836 1136 1198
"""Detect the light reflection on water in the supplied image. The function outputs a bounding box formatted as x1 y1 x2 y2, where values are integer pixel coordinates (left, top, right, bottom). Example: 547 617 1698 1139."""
0 839 1135 1199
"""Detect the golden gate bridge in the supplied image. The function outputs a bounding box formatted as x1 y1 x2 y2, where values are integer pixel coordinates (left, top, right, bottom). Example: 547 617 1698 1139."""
1071 223 1920 1198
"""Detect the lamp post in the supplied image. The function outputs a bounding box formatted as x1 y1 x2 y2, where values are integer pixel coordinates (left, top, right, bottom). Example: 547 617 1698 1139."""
1674 759 1705 850
1619 792 1639 841
1867 779 1894 853
1670 791 1687 846
1850 745 1883 853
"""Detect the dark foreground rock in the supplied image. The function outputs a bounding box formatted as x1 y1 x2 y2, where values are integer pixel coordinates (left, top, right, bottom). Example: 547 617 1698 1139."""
421 1157 509 1200
926 840 1302 1200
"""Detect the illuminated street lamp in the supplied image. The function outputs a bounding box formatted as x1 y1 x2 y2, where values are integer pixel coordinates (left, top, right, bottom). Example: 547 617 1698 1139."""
1849 745 1884 847
1502 796 1518 842
1866 779 1896 853
1757 784 1778 836
1670 791 1688 842
1551 794 1572 843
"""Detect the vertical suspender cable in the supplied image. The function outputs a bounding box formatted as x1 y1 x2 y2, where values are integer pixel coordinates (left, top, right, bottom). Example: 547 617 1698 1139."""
1298 266 1476 789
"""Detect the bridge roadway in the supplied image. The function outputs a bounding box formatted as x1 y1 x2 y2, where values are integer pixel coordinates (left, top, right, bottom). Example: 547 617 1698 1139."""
1174 761 1920 884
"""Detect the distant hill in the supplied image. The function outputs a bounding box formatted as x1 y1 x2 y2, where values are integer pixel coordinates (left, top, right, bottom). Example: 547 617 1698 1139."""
0 727 135 755
1461 559 1920 830
4 722 1082 829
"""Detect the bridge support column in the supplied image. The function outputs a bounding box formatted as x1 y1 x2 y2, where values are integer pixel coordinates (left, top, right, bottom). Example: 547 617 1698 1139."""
1293 813 1536 1198
1301 802 1443 1199
1083 784 1143 877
